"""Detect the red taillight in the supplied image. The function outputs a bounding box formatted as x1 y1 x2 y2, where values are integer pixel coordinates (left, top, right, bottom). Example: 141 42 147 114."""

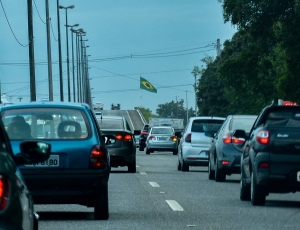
141 131 148 135
170 136 177 142
149 136 156 140
259 162 269 168
222 134 232 144
256 130 270 145
0 175 9 210
90 145 107 168
116 134 132 142
185 133 191 143
222 160 229 165
222 134 245 144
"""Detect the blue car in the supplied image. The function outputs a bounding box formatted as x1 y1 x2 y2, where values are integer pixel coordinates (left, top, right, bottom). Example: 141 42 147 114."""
0 102 111 220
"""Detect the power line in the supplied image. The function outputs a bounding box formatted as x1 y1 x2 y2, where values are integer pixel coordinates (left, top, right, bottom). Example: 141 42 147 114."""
0 0 30 47
33 0 46 24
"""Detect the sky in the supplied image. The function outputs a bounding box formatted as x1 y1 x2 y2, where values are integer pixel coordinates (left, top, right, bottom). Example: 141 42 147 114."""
0 0 236 114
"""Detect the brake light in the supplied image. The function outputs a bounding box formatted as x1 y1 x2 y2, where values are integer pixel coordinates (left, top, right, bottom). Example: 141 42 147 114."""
222 160 229 165
259 162 269 168
90 145 107 168
256 130 270 145
0 175 9 210
141 131 148 135
149 136 156 140
222 134 245 144
116 134 133 142
170 136 177 142
185 133 191 143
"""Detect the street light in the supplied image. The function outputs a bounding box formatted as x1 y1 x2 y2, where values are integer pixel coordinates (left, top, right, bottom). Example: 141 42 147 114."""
59 5 75 102
67 24 79 102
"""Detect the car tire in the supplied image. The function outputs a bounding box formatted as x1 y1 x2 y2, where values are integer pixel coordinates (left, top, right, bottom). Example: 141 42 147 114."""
215 160 226 182
208 159 215 180
146 148 150 155
250 172 266 206
33 215 38 230
240 170 250 201
128 160 136 173
181 160 189 172
173 150 178 155
177 158 182 171
94 183 109 220
139 147 144 151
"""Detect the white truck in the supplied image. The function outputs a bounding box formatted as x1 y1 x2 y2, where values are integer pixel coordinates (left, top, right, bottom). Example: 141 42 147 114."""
94 102 104 110
149 118 184 138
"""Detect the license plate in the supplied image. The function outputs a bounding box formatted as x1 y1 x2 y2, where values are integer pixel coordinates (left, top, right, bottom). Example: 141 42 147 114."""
158 137 167 141
297 172 300 182
25 155 59 167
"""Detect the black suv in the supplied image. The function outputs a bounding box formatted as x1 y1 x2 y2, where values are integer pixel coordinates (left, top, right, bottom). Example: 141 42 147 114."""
139 124 149 151
239 100 300 205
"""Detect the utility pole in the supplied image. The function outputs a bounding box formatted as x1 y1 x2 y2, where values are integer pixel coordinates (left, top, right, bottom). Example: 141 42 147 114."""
45 0 53 101
217 38 221 57
186 91 188 123
18 96 23 102
57 0 64 101
27 0 36 101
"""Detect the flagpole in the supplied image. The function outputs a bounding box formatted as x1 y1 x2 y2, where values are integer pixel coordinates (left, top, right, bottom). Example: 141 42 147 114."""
140 88 143 108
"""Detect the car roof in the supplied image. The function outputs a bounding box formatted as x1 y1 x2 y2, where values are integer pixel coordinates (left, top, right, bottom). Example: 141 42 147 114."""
189 116 226 121
0 102 90 110
226 115 257 119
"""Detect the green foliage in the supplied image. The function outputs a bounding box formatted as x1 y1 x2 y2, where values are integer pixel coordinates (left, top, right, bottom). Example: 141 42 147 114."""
139 107 158 123
156 100 195 125
193 0 300 116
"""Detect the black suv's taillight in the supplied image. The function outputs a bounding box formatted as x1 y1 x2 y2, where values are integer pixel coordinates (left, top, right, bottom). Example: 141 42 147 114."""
90 145 107 168
0 175 9 210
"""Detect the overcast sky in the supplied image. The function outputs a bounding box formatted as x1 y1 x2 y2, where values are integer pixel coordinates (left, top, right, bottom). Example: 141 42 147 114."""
0 0 236 113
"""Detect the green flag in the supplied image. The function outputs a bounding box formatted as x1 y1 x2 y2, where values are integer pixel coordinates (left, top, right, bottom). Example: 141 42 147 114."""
140 77 157 93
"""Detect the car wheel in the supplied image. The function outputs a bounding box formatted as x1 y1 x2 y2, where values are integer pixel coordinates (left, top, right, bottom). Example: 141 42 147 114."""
128 160 136 173
173 149 178 155
177 158 182 171
240 171 250 201
33 214 38 230
215 160 226 182
146 148 150 155
208 159 215 180
139 146 144 151
250 172 266 206
181 160 189 172
94 183 109 220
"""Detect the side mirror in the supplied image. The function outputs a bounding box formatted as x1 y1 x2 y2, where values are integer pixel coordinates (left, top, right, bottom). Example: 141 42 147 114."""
15 141 51 165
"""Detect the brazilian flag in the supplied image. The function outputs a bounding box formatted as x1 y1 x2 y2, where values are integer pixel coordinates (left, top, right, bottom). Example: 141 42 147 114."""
140 77 157 93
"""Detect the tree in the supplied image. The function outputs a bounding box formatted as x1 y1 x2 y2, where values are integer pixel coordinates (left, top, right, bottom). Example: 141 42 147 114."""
139 107 158 123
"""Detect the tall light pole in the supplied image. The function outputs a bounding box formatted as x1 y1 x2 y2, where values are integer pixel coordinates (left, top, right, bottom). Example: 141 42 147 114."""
56 0 64 101
59 5 75 102
67 24 79 102
45 0 53 101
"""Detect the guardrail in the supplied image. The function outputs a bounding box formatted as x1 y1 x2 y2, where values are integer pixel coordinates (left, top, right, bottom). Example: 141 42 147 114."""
134 107 147 124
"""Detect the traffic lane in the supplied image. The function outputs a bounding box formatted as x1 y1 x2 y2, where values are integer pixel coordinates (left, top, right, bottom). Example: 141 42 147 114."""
136 150 300 229
35 149 300 230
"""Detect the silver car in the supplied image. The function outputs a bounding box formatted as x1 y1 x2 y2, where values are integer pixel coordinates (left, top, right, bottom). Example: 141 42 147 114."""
178 116 225 171
145 126 178 155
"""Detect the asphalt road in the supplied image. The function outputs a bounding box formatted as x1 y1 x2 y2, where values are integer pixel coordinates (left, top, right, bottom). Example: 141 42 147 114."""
36 149 300 230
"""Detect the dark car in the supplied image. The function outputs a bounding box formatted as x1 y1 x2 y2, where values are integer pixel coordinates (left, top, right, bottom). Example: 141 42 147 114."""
97 115 136 173
208 115 257 182
0 118 50 229
139 124 149 151
0 102 111 220
240 101 300 205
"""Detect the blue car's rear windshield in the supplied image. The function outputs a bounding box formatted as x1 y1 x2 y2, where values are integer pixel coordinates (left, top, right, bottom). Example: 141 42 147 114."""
2 108 91 140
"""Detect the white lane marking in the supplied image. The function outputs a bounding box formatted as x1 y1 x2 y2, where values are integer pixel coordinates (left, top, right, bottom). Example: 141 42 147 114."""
159 191 165 194
140 172 147 175
166 200 184 211
149 182 160 187
136 165 139 168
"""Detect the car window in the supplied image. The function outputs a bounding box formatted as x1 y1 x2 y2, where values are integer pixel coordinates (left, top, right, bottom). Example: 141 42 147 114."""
230 117 257 132
98 118 124 129
151 127 173 135
2 108 90 140
191 119 224 132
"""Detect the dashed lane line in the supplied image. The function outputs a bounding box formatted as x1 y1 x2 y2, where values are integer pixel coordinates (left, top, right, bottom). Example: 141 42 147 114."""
149 182 160 187
165 200 184 211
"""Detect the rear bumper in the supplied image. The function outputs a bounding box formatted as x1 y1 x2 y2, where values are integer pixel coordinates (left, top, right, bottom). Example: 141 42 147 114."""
108 147 136 166
147 142 177 151
217 154 241 175
21 168 110 206
181 144 209 166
